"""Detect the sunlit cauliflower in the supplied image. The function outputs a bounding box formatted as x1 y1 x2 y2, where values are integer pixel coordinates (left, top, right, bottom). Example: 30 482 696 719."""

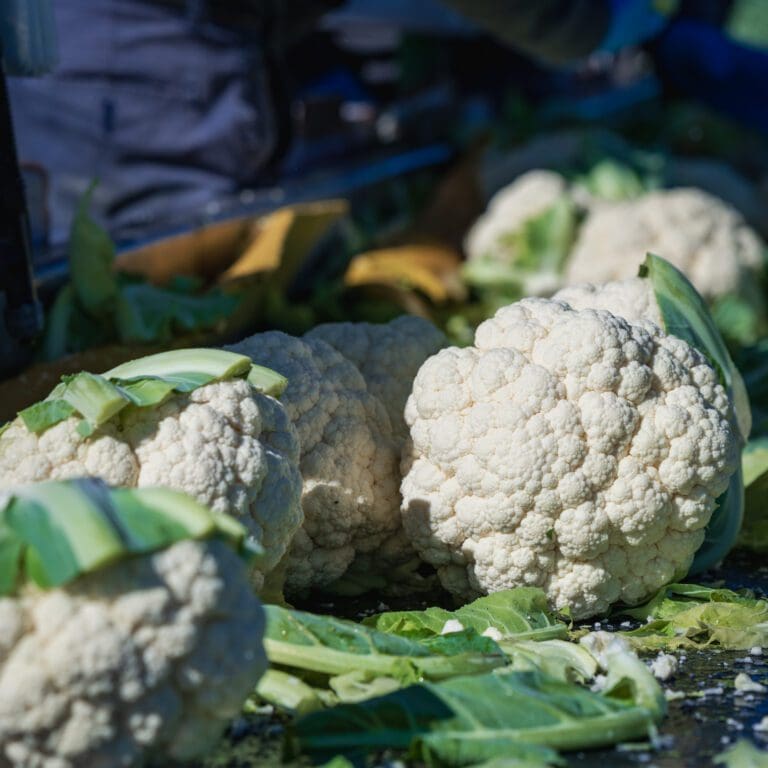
227 332 401 593
553 277 751 440
0 380 303 592
0 538 266 768
400 298 740 619
305 316 446 442
566 188 764 303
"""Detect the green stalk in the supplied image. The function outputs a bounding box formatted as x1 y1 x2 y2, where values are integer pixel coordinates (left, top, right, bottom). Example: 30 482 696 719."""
105 348 251 384
264 639 505 681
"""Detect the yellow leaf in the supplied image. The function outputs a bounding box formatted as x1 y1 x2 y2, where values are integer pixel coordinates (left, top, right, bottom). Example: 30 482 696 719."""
220 200 348 288
344 245 466 303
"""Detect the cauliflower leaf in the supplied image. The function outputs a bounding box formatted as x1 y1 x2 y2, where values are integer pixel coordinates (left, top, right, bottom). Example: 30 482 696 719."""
617 583 768 650
289 638 664 766
365 587 567 643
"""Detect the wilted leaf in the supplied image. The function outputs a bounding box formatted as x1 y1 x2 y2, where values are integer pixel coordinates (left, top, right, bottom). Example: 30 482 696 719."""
221 200 347 288
344 244 466 303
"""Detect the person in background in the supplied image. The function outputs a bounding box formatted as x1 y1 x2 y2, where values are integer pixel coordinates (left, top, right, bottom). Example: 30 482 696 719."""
6 0 765 245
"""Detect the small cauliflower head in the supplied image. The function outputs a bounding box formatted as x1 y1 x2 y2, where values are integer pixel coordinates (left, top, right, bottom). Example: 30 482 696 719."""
566 188 765 302
305 315 447 442
400 299 739 619
465 170 568 294
0 539 267 768
226 332 401 593
0 380 303 592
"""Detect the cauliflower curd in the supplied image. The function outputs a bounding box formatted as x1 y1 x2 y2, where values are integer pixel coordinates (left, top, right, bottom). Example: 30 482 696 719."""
566 188 764 303
305 315 446 442
0 539 267 768
400 299 740 619
227 331 402 592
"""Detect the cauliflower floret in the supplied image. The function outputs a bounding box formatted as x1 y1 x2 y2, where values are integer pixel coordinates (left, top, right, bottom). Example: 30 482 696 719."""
553 278 663 328
305 316 446 442
566 188 764 303
0 539 267 768
227 332 401 592
0 379 303 592
401 299 739 619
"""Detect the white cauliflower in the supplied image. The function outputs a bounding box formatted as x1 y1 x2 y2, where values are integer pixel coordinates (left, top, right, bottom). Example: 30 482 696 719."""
566 188 764 303
226 332 402 593
400 298 739 619
0 379 303 591
0 538 266 768
305 315 446 442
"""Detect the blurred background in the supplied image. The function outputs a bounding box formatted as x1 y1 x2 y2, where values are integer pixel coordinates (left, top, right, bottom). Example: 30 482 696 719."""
2 0 768 406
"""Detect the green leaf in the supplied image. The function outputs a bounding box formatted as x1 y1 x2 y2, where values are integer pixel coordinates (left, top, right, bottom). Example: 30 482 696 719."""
714 739 768 768
40 283 77 361
68 182 118 317
743 437 768 488
0 479 252 594
640 254 748 574
247 364 288 398
640 253 750 439
574 158 648 201
366 587 567 644
114 282 238 344
711 294 763 347
617 583 768 650
291 661 663 765
328 670 403 703
5 479 126 588
263 606 507 684
18 398 77 434
13 349 284 438
58 372 128 432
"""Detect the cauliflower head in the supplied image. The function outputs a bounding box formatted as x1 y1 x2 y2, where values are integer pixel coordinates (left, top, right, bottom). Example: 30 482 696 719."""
0 539 266 768
566 188 765 302
305 315 447 442
464 170 570 296
0 379 303 591
400 299 740 619
226 332 401 592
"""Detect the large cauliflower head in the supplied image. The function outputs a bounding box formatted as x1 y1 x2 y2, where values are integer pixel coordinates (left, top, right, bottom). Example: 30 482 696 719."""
566 188 765 302
305 316 447 442
226 332 401 593
0 380 303 591
400 299 740 619
0 539 266 768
